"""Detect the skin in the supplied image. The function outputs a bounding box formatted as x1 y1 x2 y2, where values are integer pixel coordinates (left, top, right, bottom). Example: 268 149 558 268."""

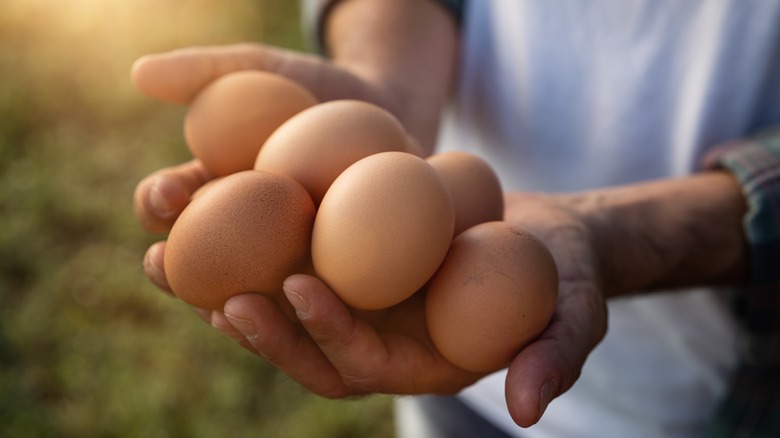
133 0 750 429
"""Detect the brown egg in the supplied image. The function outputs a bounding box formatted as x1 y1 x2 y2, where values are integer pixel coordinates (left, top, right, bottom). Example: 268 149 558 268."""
425 221 558 373
189 176 224 200
312 151 455 310
184 71 317 176
164 170 315 310
427 152 504 236
255 100 411 205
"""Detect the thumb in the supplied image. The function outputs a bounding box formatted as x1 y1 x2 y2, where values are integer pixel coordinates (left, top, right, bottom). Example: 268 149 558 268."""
504 286 607 427
130 43 368 105
504 338 573 427
131 44 280 104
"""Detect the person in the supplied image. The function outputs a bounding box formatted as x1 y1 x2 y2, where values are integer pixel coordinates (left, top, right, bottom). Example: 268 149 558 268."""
132 0 780 436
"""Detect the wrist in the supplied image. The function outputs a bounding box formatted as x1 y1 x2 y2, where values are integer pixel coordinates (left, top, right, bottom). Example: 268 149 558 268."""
323 0 459 151
579 172 748 297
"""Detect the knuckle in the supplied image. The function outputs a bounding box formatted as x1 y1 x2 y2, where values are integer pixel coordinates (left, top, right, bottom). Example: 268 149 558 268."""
340 367 384 394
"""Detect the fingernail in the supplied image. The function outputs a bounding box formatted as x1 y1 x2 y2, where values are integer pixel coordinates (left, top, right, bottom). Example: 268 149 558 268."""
225 313 258 342
538 380 553 422
283 288 310 319
144 251 170 290
149 184 175 218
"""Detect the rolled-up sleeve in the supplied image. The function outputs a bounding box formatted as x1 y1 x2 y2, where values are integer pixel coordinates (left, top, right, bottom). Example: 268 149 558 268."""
702 127 780 437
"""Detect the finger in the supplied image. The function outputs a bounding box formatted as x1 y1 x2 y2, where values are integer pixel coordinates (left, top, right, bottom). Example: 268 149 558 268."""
129 44 296 104
504 283 607 427
190 307 259 355
143 241 172 292
209 310 247 343
193 307 212 324
144 243 223 331
223 292 354 398
282 275 472 395
131 43 376 105
131 45 263 104
133 159 212 233
282 274 392 390
188 291 296 349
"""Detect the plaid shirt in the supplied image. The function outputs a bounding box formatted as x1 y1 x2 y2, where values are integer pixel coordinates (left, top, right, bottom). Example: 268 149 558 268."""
306 0 779 435
703 130 780 437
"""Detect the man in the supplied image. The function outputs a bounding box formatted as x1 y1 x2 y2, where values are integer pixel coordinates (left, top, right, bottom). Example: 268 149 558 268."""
133 1 780 435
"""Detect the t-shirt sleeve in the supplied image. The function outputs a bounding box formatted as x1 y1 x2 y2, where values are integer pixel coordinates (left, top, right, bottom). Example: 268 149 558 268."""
299 0 466 56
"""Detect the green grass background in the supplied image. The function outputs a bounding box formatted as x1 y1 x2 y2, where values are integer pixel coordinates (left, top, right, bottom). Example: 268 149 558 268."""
0 0 395 436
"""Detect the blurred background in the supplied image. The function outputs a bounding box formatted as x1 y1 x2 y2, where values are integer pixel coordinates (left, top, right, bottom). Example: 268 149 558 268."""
0 0 394 436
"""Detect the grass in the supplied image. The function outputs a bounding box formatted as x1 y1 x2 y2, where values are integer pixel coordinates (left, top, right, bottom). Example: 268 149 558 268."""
0 1 395 436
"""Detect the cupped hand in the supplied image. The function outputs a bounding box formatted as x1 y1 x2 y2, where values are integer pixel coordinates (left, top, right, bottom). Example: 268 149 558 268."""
204 191 608 428
133 43 414 239
219 275 484 398
132 42 430 304
133 44 609 430
133 42 482 397
502 192 608 427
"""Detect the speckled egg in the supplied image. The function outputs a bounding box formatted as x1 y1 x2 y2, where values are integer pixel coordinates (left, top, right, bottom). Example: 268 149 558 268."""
164 170 315 310
426 221 558 373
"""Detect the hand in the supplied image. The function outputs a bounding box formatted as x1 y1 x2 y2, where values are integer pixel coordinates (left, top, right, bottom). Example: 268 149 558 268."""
134 42 433 285
501 192 608 427
130 43 427 140
134 45 609 430
206 191 607 427
134 43 481 394
214 276 484 397
500 170 747 426
138 166 607 427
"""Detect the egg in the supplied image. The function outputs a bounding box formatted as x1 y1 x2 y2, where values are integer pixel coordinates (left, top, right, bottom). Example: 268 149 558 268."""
184 71 317 176
425 221 558 373
312 151 455 310
427 151 504 236
164 170 315 310
189 176 224 200
255 100 412 205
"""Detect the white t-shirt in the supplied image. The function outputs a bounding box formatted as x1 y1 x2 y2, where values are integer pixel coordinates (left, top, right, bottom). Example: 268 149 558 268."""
435 1 780 437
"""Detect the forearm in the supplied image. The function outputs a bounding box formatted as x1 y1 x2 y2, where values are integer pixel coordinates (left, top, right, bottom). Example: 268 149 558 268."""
580 171 749 297
323 0 459 152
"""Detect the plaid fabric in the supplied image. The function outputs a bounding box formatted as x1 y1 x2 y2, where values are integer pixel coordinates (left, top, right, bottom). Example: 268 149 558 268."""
703 129 780 437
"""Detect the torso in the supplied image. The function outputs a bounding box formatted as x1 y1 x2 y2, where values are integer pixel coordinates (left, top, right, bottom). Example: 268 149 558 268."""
439 1 780 436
